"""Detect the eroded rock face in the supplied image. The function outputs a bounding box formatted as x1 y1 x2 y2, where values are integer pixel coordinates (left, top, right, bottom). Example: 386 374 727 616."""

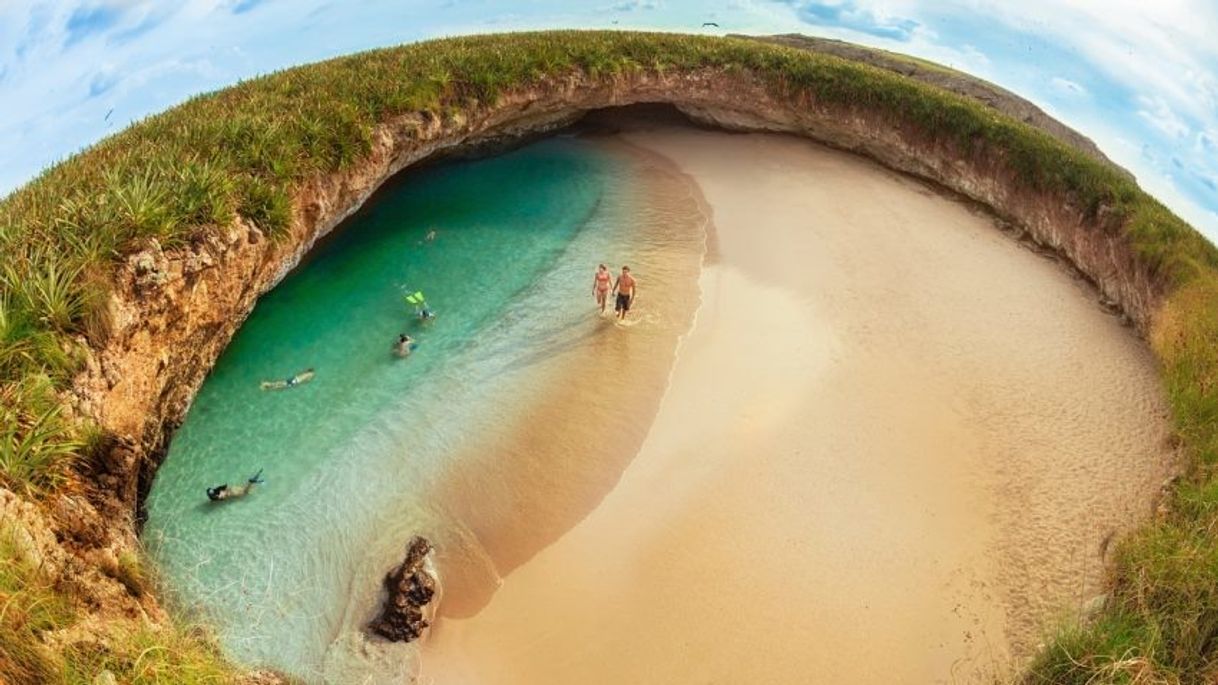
368 537 437 643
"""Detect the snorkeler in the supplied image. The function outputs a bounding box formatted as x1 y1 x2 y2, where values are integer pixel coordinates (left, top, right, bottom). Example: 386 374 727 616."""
393 333 417 358
404 290 436 322
260 368 315 391
206 469 265 502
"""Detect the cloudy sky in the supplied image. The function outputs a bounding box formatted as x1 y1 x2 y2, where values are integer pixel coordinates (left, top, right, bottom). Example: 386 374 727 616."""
1 0 1215 240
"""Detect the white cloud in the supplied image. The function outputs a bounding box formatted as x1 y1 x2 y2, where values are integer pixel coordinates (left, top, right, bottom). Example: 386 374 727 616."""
973 0 1217 123
827 0 1218 235
1137 95 1191 139
783 1 927 42
1200 128 1218 153
1049 76 1087 97
959 44 990 68
604 0 662 11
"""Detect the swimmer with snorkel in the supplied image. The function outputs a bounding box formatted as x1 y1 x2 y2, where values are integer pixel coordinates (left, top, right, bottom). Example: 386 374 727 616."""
404 290 436 322
206 469 265 502
260 368 315 391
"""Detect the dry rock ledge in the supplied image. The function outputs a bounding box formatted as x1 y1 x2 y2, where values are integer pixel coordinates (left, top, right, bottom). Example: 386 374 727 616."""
31 35 1169 679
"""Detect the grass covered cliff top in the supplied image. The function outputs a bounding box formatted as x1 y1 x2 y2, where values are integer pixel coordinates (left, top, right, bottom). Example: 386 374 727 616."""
1 30 1217 683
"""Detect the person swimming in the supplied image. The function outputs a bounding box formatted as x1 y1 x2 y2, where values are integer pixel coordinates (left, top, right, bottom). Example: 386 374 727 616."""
260 368 315 391
206 469 265 502
393 333 417 358
405 290 435 322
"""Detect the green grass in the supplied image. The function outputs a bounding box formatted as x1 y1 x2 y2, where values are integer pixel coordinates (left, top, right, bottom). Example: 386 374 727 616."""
0 523 236 684
1024 608 1176 684
0 374 86 497
1 29 1217 681
59 622 237 685
0 523 77 684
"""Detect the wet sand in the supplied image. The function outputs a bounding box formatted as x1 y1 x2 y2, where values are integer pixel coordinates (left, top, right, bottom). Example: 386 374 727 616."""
422 140 709 620
422 125 1176 683
319 138 709 683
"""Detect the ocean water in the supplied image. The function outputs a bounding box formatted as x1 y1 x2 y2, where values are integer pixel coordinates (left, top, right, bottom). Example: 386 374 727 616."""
142 136 699 681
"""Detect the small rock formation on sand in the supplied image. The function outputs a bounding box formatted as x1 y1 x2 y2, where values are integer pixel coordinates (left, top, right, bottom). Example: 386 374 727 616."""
368 536 437 642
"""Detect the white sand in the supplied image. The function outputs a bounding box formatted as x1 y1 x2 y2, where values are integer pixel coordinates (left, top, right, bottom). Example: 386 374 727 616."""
421 126 1176 683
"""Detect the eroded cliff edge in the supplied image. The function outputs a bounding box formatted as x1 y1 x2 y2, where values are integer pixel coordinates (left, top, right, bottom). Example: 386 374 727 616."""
75 68 1162 518
9 36 1176 680
739 33 1127 174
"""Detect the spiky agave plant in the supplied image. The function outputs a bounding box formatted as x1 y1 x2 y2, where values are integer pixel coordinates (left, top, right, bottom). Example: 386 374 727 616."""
1 250 90 335
0 376 84 497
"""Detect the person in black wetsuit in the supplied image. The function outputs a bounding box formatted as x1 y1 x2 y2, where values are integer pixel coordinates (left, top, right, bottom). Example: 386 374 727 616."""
207 469 265 502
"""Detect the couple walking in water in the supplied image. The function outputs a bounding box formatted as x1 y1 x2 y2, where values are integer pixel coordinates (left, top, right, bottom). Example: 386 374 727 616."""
593 264 637 320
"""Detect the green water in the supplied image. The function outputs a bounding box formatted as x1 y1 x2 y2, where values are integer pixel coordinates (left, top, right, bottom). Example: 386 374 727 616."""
144 137 641 680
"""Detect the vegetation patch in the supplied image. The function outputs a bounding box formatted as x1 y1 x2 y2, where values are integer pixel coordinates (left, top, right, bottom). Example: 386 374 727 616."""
0 522 235 684
0 30 1216 681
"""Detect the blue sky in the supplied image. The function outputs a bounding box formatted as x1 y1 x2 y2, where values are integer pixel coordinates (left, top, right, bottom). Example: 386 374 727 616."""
1 0 1216 240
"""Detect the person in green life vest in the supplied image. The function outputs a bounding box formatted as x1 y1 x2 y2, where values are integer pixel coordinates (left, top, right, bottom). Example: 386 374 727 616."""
405 290 435 321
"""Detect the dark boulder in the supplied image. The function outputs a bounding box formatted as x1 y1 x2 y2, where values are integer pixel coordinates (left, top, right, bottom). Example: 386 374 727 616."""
368 536 437 643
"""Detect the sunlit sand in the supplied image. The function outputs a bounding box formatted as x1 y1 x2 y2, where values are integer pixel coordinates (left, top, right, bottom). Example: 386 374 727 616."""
422 120 1176 683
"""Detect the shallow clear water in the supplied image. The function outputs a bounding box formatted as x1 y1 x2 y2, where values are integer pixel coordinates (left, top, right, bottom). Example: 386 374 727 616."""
144 137 658 680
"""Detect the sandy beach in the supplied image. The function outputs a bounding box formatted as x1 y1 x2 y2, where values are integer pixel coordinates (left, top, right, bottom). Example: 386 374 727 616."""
421 121 1176 683
317 137 709 682
421 140 709 620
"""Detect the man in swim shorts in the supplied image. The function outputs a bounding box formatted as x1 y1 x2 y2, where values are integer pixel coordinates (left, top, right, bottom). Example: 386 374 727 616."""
592 263 613 314
613 265 637 321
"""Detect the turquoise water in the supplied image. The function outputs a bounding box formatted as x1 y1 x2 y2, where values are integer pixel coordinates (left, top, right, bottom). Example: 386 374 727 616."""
143 137 647 680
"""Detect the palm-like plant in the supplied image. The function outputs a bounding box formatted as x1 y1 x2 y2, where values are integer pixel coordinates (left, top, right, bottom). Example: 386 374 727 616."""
0 378 83 497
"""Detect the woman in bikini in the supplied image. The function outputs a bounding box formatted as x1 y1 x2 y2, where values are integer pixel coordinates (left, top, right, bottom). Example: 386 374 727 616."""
592 263 613 314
